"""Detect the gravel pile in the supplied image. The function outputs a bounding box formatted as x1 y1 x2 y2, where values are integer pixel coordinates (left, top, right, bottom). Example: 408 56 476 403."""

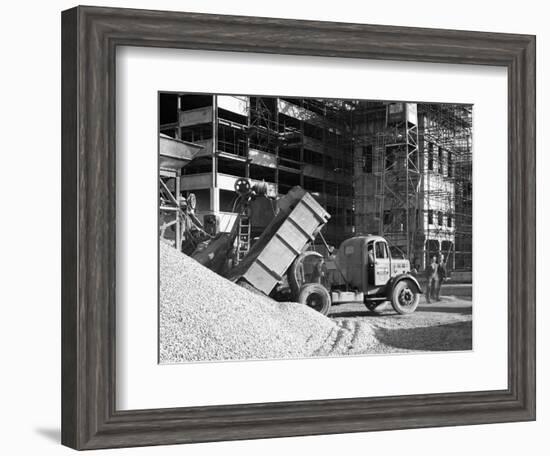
160 242 371 363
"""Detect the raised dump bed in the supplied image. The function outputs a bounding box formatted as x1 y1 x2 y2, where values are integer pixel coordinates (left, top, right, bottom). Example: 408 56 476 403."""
228 187 330 295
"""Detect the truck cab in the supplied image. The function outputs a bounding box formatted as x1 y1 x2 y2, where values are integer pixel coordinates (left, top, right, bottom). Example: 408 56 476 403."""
332 235 422 314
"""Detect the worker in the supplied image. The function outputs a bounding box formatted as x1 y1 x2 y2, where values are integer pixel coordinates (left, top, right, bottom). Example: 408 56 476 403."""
425 255 438 304
367 243 375 265
311 258 325 284
410 257 419 276
435 253 447 301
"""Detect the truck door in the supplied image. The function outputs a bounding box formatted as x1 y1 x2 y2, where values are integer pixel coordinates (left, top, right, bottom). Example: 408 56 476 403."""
374 240 391 286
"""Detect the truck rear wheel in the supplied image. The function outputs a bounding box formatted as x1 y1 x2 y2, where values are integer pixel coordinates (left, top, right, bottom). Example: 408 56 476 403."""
297 283 331 316
391 280 420 315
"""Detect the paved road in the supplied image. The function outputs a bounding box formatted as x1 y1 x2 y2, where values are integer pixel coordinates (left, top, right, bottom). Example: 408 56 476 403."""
328 292 473 353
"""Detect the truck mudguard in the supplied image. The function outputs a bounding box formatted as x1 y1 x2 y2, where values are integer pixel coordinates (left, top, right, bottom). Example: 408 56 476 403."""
387 273 423 298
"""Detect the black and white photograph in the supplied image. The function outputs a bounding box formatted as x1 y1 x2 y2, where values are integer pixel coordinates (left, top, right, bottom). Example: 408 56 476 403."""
158 94 473 363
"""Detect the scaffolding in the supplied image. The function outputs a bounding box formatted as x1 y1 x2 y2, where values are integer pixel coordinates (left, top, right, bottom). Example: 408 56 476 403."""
418 103 472 270
246 96 356 245
378 103 421 259
160 94 472 270
351 101 472 270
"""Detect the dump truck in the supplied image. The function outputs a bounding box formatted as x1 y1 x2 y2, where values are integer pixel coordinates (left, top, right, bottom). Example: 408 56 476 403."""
227 184 422 315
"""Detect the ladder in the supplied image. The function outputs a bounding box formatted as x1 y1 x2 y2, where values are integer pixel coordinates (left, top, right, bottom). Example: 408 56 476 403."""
236 211 251 264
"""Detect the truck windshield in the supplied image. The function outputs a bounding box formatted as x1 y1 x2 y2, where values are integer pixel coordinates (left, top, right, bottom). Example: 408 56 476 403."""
389 246 406 259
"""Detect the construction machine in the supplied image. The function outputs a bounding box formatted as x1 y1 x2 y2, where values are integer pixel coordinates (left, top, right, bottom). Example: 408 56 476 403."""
159 134 210 254
226 184 422 316
158 134 274 272
191 178 273 274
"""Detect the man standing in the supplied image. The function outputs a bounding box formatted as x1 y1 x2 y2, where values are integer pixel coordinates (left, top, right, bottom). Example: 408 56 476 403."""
425 255 438 304
435 253 447 301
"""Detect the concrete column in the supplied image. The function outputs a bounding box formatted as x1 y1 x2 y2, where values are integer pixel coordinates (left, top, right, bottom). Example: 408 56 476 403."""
299 117 304 188
274 100 279 191
175 171 181 250
210 187 220 213
176 95 182 140
211 94 220 212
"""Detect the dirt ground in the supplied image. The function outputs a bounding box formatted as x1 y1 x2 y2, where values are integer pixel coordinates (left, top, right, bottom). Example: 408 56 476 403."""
328 285 473 354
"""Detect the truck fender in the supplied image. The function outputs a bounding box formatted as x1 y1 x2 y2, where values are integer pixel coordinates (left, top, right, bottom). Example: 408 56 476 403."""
387 274 423 299
289 251 324 299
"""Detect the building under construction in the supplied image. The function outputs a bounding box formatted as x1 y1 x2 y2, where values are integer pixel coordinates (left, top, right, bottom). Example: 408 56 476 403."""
159 93 472 272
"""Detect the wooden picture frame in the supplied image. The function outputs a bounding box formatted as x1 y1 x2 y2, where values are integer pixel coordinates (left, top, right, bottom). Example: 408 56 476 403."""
61 6 536 450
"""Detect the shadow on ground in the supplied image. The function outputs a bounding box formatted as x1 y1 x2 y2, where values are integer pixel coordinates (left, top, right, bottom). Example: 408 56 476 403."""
374 321 472 351
35 427 60 443
418 304 472 316
330 309 382 318
330 298 472 318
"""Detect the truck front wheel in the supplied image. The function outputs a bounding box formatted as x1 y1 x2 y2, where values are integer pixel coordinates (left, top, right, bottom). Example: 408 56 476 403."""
297 283 332 316
391 280 420 315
